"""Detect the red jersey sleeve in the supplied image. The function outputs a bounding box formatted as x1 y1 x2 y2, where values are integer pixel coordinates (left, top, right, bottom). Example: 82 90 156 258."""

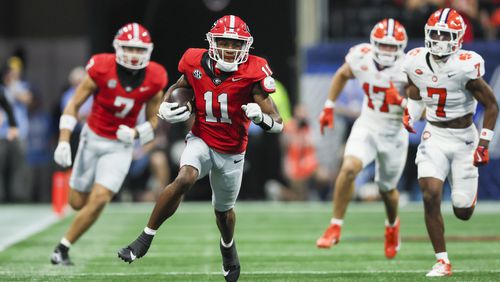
148 62 168 91
86 54 114 82
247 56 275 93
178 48 205 75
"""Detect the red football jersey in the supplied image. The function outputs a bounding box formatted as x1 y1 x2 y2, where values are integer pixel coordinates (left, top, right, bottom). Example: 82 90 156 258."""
86 53 167 139
179 48 274 154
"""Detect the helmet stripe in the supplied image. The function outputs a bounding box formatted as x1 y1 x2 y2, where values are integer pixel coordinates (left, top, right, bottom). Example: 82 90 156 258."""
439 8 450 24
133 23 139 40
230 15 235 31
387 18 394 37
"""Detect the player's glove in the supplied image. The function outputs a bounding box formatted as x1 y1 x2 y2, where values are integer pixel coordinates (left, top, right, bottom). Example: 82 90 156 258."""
54 141 72 168
385 82 407 107
157 102 190 124
402 108 416 133
319 107 334 135
116 125 136 144
241 103 263 124
473 145 489 167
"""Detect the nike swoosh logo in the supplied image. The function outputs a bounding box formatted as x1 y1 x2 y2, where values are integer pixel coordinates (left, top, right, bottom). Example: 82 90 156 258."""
139 87 150 92
233 159 243 164
447 73 456 78
130 251 136 260
222 267 230 277
465 141 473 145
232 77 243 82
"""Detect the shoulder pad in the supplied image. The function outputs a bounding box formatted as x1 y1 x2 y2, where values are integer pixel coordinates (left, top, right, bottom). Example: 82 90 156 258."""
147 62 168 90
178 48 206 73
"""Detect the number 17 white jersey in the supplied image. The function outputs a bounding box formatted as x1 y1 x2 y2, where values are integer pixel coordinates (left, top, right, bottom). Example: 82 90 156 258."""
403 47 485 122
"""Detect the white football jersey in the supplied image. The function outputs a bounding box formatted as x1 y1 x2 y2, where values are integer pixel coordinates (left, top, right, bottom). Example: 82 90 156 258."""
403 47 484 122
346 43 407 120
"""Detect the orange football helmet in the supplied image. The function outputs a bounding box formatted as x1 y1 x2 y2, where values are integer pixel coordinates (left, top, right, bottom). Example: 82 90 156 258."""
206 15 253 71
370 18 407 66
113 23 153 70
425 8 466 56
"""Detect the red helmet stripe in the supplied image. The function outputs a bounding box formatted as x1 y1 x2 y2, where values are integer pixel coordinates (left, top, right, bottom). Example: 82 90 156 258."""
387 18 394 37
439 8 450 24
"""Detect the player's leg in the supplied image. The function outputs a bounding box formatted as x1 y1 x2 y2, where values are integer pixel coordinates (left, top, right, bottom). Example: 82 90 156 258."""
118 133 211 263
376 131 407 259
51 129 99 265
450 128 479 221
211 150 244 282
416 125 452 276
316 156 363 248
317 120 375 248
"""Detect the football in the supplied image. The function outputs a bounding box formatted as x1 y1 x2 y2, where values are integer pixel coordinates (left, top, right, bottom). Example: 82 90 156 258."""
167 87 194 112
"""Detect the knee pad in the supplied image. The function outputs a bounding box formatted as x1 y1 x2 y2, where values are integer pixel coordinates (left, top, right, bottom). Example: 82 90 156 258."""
451 192 472 208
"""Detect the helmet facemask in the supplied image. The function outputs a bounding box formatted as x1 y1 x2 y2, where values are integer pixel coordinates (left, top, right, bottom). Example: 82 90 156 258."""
206 33 253 72
424 26 463 57
371 40 405 66
113 40 153 70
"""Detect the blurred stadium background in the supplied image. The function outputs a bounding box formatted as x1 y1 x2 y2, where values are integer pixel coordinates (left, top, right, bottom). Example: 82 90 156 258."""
0 0 499 280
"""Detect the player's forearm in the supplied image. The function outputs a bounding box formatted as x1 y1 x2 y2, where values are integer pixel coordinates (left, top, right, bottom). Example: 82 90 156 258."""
482 102 499 131
327 72 349 102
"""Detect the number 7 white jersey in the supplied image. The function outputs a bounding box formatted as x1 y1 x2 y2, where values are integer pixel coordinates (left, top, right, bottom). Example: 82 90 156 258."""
403 47 485 122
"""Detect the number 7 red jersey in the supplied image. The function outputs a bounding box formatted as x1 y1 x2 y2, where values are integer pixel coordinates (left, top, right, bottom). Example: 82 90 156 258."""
179 48 275 154
86 53 167 139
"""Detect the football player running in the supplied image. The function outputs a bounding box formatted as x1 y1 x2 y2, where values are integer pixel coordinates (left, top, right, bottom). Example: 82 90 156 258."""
51 23 167 265
316 19 408 259
403 8 498 277
117 15 282 282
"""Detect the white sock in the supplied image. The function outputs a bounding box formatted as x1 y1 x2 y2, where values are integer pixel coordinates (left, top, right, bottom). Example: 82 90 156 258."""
144 227 157 236
435 252 450 264
330 218 343 226
385 217 399 227
60 237 72 248
221 238 234 248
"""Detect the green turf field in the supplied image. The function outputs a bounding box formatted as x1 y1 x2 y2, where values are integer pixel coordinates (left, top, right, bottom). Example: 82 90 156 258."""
0 202 499 281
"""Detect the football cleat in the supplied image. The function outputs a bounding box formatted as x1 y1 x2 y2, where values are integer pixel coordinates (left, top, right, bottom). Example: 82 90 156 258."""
426 259 452 277
384 218 401 259
220 240 240 282
50 245 73 266
316 224 341 248
117 231 154 264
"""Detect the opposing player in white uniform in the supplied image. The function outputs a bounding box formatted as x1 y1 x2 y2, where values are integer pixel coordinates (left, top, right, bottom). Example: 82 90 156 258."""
403 8 498 277
317 19 408 259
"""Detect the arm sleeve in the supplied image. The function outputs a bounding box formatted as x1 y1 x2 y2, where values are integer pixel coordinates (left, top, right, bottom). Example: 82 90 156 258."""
0 89 17 127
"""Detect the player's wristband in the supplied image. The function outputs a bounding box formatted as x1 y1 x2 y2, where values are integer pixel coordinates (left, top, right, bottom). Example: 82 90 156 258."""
59 115 77 131
257 113 283 133
480 128 494 141
136 121 154 145
324 99 336 108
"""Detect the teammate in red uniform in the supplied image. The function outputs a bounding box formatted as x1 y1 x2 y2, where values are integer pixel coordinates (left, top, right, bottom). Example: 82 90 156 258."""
118 15 283 282
51 23 167 265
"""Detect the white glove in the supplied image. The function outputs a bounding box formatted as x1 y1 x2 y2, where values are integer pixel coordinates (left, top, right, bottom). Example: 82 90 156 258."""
241 103 263 124
116 124 136 144
54 141 72 168
157 102 190 124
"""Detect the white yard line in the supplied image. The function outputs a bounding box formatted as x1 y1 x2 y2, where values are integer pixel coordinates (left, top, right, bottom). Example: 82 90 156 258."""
1 270 498 276
0 205 61 252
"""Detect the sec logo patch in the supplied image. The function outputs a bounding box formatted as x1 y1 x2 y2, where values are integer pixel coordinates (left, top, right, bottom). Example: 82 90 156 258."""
423 131 431 140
